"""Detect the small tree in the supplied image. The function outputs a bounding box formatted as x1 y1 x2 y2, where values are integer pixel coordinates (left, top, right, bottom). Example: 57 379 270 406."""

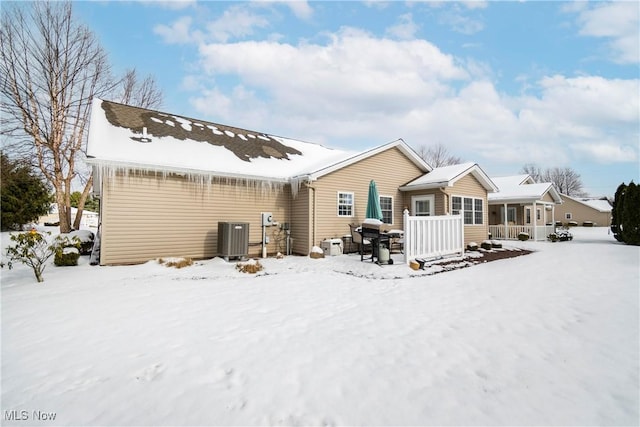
621 182 640 245
5 230 54 282
611 183 627 242
1 154 51 231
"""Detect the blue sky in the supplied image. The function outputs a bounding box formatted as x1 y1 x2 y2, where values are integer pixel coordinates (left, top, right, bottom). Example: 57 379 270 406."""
75 1 639 196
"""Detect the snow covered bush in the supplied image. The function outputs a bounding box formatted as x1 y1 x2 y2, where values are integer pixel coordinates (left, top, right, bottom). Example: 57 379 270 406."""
53 235 82 267
309 246 325 259
236 259 263 274
60 230 94 255
582 221 594 227
518 232 530 241
481 241 493 250
5 229 54 282
158 257 193 269
467 242 479 251
491 240 502 249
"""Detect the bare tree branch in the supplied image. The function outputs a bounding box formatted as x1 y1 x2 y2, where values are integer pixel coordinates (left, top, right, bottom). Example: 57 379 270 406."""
415 143 462 168
520 164 586 196
1 1 112 232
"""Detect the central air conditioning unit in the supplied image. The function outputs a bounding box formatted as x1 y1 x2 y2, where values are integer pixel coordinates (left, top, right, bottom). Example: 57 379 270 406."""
217 222 249 261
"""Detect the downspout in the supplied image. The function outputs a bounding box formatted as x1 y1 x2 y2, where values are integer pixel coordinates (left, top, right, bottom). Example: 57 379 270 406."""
305 181 317 251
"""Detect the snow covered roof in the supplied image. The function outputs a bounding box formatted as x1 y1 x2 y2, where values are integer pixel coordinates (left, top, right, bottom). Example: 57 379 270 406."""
562 194 612 212
86 99 430 187
488 175 562 204
490 174 535 189
399 162 498 192
86 99 353 183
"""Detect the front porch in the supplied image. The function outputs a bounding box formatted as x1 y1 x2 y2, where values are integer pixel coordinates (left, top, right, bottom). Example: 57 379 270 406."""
489 224 555 241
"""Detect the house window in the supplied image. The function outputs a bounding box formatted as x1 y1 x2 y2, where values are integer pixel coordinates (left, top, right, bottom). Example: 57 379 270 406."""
500 207 516 223
452 196 483 225
379 196 393 224
525 208 532 224
412 195 434 216
475 199 484 224
337 192 354 217
565 213 572 220
536 208 541 221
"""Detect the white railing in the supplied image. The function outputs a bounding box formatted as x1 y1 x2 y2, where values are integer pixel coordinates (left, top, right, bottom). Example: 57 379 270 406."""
403 211 464 264
489 225 556 241
489 225 532 240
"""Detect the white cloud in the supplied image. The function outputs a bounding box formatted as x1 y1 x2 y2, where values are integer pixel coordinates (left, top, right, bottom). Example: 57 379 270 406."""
183 27 638 170
154 16 196 44
571 142 638 164
284 0 313 20
573 1 640 64
438 8 484 35
385 13 419 40
461 1 488 11
250 0 314 20
205 5 270 42
144 0 196 11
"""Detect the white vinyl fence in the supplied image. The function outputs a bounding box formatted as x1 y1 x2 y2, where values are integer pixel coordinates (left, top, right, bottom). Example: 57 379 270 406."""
403 210 464 264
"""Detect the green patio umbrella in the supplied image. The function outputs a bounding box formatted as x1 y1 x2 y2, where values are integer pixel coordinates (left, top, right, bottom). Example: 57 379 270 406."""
365 179 383 221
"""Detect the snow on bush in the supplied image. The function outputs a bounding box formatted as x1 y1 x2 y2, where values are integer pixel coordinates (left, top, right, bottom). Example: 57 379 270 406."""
236 259 263 274
158 257 193 269
309 245 325 259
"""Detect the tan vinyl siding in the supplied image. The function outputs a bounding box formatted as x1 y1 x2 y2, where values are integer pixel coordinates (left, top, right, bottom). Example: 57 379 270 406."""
555 196 611 226
290 184 311 255
310 147 425 247
402 190 446 215
100 172 291 265
444 174 489 245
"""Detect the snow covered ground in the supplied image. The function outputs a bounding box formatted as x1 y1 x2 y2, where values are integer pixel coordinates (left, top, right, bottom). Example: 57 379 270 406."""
1 227 638 426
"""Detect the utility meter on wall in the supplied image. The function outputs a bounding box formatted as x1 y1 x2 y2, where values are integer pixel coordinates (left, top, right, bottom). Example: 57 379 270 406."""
261 212 273 226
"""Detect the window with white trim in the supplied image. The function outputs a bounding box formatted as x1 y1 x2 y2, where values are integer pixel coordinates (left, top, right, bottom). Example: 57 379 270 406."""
452 196 484 225
500 206 516 223
412 195 435 216
337 192 354 217
379 196 393 224
536 208 541 221
525 208 532 224
565 212 572 220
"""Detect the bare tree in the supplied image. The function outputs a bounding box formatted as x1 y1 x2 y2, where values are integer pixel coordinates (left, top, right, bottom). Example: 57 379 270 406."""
1 1 113 233
118 68 163 109
1 2 163 231
521 163 542 183
520 164 585 196
416 143 462 168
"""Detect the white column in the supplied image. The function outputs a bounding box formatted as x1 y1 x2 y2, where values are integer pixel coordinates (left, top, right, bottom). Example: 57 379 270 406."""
503 203 508 239
533 201 537 240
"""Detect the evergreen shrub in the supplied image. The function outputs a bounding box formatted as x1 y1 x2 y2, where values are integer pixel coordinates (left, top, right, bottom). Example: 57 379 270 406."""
53 235 81 267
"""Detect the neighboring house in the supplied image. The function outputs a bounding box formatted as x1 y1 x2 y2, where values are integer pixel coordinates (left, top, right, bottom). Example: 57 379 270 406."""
86 99 496 265
488 174 562 241
39 205 99 228
399 162 498 245
555 194 612 226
